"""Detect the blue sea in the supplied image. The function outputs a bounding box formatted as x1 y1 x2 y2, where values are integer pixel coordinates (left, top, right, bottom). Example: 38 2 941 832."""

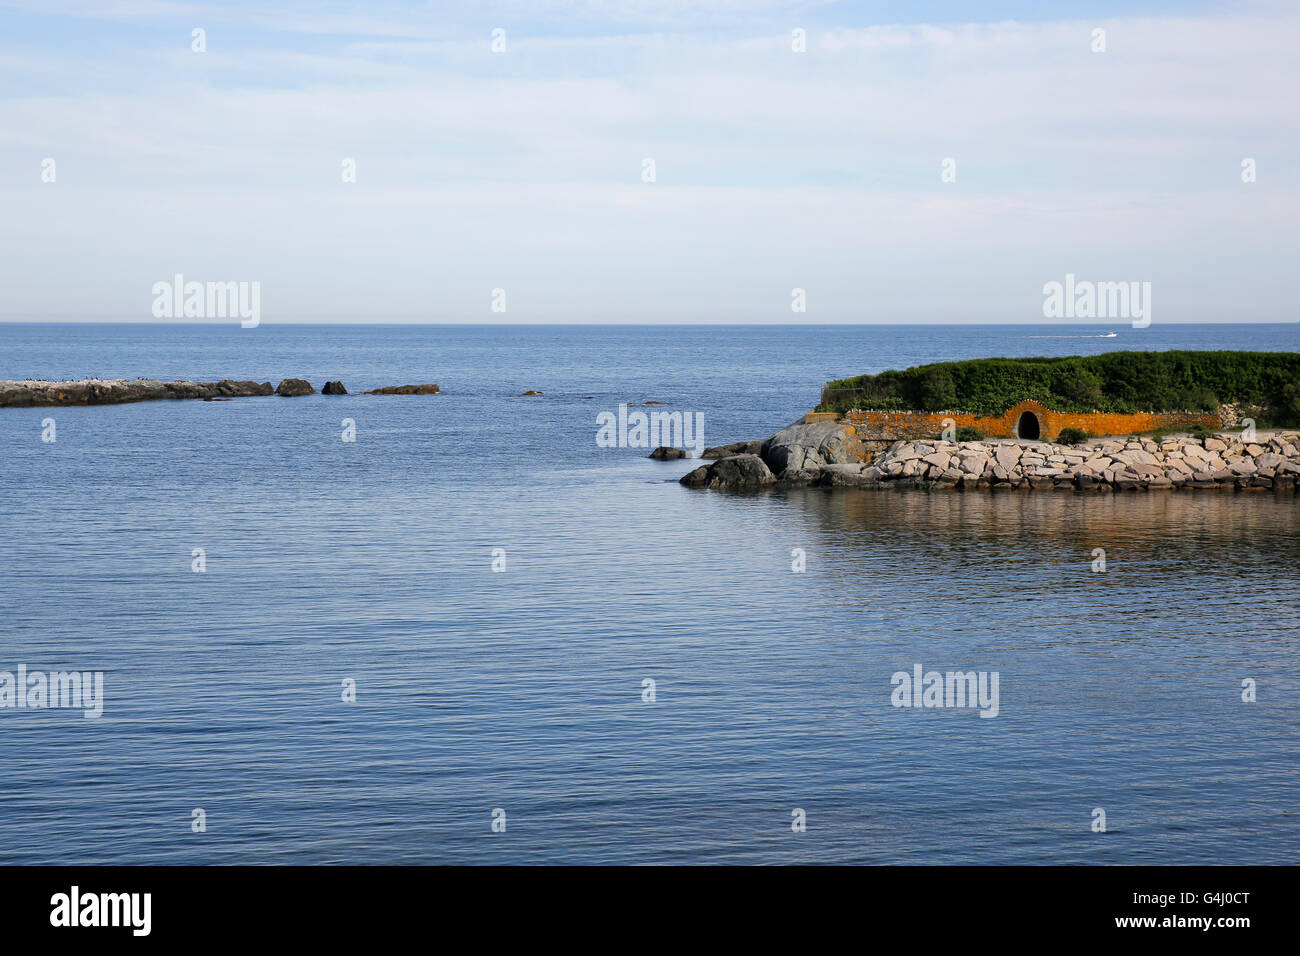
0 322 1297 865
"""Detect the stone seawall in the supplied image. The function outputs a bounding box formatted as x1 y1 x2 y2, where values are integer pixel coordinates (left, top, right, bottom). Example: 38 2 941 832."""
864 432 1299 491
681 420 1300 494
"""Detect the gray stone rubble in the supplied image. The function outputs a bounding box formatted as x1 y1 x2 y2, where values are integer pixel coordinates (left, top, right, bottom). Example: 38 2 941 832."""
681 421 1300 493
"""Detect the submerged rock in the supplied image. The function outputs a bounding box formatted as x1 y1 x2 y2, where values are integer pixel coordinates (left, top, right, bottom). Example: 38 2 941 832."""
521 390 543 396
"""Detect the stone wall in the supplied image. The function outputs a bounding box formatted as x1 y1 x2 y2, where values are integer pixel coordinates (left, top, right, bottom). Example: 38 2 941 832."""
864 431 1300 492
824 399 1219 442
681 429 1300 493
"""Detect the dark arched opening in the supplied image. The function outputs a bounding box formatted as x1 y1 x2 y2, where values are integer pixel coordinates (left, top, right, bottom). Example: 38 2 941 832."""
1016 411 1041 440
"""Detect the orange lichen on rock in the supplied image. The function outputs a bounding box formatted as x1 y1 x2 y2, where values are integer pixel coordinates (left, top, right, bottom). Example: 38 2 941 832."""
826 400 1219 441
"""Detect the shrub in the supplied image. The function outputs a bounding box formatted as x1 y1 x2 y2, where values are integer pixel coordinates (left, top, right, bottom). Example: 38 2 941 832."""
917 366 958 411
1177 386 1220 412
1056 427 1088 445
816 351 1300 423
1281 381 1300 425
1054 368 1104 408
954 425 984 442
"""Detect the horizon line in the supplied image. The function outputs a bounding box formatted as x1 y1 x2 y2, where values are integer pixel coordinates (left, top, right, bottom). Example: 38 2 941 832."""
1 319 1296 328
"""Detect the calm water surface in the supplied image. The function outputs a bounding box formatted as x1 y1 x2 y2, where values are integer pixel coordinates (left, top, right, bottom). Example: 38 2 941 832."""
0 323 1297 864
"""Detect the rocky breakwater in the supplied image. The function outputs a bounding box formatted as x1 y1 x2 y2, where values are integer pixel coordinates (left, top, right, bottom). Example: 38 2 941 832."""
680 420 1300 493
0 378 276 406
364 384 440 395
868 432 1300 492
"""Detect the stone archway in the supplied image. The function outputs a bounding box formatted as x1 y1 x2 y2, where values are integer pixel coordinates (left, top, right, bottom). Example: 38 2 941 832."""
1016 411 1041 440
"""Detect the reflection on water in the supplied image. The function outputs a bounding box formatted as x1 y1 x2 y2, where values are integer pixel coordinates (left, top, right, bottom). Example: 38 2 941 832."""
780 486 1300 657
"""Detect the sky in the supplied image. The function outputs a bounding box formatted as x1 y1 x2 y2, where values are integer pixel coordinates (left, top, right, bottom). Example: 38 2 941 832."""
0 0 1296 324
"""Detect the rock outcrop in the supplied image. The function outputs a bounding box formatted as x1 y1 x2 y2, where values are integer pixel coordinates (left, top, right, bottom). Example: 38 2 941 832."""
761 421 866 472
364 384 440 395
275 378 315 397
0 378 274 406
679 454 776 491
321 381 348 395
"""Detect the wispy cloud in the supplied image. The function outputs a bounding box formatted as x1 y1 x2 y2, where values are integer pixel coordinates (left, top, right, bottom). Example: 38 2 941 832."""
1 3 1296 321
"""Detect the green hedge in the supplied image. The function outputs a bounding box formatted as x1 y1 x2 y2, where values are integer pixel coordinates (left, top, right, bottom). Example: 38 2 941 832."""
818 350 1300 424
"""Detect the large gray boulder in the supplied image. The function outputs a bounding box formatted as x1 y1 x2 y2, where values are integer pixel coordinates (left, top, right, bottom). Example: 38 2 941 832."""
761 421 864 472
679 454 775 491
